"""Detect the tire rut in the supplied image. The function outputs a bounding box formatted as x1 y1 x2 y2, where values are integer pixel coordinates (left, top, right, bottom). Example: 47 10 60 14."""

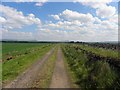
4 48 55 88
49 47 70 88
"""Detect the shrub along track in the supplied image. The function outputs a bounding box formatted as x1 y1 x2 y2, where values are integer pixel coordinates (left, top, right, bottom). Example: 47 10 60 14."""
76 46 120 69
4 47 55 88
62 44 120 88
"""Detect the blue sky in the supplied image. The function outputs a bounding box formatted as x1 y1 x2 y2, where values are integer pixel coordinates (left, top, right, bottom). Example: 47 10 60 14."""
1 1 119 41
2 2 97 34
2 2 96 21
2 2 118 21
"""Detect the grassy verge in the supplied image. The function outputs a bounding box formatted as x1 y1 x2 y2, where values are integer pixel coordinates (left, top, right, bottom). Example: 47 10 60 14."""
31 47 58 88
62 45 87 88
0 42 2 87
2 44 53 85
62 47 79 88
62 44 120 89
0 63 2 89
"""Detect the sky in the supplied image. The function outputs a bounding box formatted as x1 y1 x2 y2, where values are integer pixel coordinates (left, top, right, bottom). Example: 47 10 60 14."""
0 0 119 42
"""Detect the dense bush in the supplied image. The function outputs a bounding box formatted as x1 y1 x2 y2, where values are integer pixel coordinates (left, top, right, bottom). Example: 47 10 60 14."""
62 44 120 89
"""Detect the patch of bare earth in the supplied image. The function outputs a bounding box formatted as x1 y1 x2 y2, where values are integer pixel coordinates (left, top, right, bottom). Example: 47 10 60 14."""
49 48 70 88
4 48 55 88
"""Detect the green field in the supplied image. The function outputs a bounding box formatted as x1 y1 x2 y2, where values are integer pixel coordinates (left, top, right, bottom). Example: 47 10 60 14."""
2 42 54 84
2 42 120 89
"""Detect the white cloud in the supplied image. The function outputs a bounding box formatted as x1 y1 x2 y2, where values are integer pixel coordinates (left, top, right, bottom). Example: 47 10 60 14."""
51 15 60 20
0 5 41 41
96 5 116 18
94 17 101 23
35 3 44 6
75 0 117 18
2 29 34 41
35 0 48 6
100 20 117 30
1 2 118 42
0 17 6 24
42 8 118 42
109 14 118 24
74 0 113 3
36 26 118 42
0 5 41 30
10 0 48 7
11 0 47 2
60 9 95 24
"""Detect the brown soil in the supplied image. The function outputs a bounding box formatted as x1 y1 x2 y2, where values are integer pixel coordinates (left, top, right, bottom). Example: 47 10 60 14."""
4 48 55 88
49 48 70 88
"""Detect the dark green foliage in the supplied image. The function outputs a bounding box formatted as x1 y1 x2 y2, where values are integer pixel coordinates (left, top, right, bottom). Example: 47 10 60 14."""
62 44 120 89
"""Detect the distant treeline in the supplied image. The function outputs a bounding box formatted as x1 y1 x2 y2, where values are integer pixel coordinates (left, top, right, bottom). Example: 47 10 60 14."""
68 41 119 51
85 42 119 51
1 41 62 43
1 40 120 44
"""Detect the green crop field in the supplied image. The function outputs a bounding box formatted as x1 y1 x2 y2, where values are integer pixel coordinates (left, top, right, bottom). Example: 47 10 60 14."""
2 42 54 84
1 42 120 89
